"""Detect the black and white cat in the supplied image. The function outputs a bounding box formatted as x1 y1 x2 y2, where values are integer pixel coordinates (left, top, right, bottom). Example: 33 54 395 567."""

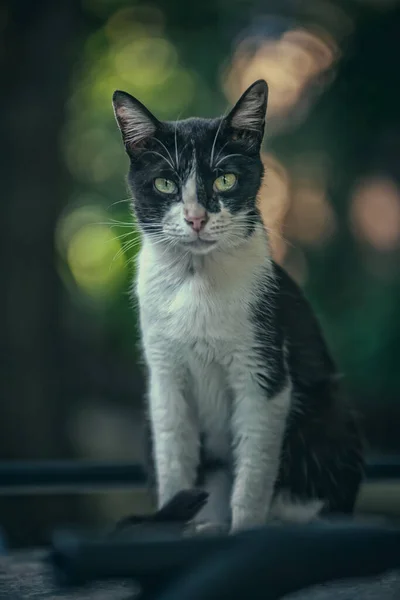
112 80 364 533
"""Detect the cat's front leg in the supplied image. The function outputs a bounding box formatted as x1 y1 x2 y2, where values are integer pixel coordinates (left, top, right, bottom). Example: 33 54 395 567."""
229 372 291 533
147 359 199 508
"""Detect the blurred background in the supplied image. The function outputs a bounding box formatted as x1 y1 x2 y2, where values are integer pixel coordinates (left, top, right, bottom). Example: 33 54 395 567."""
1 0 400 547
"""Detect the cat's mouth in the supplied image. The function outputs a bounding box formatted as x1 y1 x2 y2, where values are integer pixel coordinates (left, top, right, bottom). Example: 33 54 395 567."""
183 237 218 254
189 238 217 247
179 234 216 246
194 238 216 245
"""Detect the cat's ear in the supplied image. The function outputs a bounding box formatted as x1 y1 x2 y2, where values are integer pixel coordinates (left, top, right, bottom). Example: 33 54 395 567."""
112 90 160 151
226 80 268 137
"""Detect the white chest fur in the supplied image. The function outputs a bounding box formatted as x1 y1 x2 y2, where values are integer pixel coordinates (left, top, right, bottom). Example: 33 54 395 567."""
137 229 269 339
136 228 271 460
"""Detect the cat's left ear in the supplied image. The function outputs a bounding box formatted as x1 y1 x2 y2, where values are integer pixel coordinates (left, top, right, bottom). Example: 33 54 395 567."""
226 80 268 139
112 90 160 152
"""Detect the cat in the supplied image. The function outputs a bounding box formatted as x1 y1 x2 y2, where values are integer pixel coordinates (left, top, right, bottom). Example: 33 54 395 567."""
112 79 364 533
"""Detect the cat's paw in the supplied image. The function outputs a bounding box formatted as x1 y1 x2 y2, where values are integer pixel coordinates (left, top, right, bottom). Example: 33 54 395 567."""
183 521 229 537
230 505 268 534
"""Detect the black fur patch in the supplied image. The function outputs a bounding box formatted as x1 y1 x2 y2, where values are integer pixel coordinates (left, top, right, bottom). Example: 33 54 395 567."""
250 262 364 513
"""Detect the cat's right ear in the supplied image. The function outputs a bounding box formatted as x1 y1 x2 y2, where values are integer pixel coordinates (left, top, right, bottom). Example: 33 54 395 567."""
112 91 160 152
225 80 268 138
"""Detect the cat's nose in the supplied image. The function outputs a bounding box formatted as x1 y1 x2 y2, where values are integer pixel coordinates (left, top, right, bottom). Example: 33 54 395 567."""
184 207 208 232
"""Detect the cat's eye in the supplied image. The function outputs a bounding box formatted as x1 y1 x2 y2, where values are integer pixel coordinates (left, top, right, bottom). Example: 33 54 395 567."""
213 173 237 192
154 178 177 194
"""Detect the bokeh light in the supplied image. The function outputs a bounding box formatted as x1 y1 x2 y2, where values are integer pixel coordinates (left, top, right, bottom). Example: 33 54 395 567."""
287 179 336 247
223 26 339 135
259 152 336 274
259 153 291 264
350 178 400 251
63 7 200 189
60 5 208 304
114 38 178 88
56 204 130 300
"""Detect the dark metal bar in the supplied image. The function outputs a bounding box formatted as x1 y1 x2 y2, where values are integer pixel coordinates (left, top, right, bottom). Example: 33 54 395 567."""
365 456 400 480
0 457 398 495
0 461 147 494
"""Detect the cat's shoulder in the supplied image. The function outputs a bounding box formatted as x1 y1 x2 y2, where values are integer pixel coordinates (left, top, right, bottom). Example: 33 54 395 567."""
253 260 309 305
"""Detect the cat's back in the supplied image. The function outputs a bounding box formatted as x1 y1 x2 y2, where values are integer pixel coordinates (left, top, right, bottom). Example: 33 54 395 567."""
271 262 337 384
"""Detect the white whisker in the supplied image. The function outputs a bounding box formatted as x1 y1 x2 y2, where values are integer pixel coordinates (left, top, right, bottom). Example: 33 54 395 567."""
152 137 175 169
210 118 224 168
142 150 174 171
214 140 230 165
106 231 136 243
174 117 181 170
107 197 133 209
215 153 244 168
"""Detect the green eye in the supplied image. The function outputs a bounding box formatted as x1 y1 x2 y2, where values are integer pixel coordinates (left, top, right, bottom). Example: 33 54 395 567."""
154 178 177 194
213 173 237 192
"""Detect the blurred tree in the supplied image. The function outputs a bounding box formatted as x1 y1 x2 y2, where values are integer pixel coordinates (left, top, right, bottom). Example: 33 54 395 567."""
0 0 84 458
0 0 87 544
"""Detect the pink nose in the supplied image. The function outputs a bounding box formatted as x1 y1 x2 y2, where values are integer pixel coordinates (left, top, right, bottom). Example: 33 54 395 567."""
184 209 208 232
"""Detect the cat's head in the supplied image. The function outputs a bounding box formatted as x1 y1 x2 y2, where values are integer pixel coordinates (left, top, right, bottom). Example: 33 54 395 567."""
112 80 268 255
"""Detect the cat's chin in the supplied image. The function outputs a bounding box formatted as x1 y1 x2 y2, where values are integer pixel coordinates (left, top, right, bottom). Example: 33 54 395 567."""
183 239 218 255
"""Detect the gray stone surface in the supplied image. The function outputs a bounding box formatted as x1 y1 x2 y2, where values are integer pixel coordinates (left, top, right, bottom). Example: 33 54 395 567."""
0 550 137 599
283 570 400 600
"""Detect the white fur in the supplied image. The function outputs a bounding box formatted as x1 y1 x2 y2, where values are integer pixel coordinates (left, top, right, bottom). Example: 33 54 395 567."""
194 468 232 524
230 383 292 530
270 492 324 523
181 169 197 208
